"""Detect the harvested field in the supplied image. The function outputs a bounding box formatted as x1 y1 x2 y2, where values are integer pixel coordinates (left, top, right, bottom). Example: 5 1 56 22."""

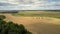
0 13 60 34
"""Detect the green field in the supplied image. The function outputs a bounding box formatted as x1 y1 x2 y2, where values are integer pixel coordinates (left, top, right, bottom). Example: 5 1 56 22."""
13 11 60 18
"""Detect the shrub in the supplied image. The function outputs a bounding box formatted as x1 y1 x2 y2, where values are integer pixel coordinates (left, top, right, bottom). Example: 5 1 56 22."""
0 15 6 20
0 15 32 34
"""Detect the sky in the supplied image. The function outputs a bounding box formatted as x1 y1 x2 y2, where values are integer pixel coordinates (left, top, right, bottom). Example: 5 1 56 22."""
0 0 60 10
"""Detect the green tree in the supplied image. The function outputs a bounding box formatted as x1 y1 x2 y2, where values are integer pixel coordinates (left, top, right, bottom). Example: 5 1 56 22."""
0 15 32 34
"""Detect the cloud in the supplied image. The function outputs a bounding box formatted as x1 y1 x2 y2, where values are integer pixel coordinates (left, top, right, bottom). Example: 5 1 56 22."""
0 0 60 10
0 0 20 4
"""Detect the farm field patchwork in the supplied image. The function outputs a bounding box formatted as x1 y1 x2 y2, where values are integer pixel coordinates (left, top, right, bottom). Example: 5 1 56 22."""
13 11 60 18
0 11 60 34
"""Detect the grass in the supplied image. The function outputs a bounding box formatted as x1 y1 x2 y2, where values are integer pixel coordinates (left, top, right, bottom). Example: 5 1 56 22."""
12 11 60 18
1 13 60 34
